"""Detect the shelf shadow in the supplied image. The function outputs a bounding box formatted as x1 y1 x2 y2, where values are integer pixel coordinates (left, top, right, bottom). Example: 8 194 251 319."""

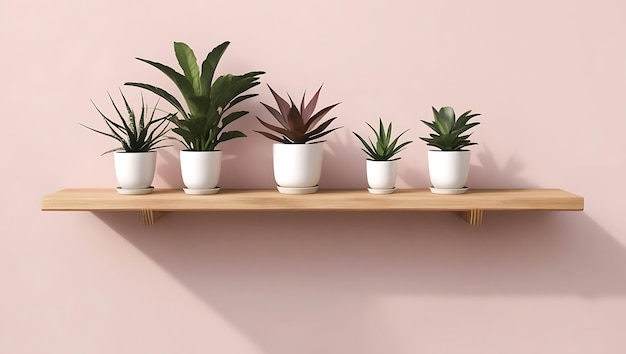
93 210 624 354
94 210 625 297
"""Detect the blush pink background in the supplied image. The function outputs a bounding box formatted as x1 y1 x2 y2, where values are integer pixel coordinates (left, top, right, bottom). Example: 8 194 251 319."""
2 0 625 353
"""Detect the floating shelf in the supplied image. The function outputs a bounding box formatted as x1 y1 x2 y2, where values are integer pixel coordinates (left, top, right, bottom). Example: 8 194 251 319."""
41 188 584 226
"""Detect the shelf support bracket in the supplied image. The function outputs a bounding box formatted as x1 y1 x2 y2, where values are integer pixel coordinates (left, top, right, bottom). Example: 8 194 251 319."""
140 210 167 225
456 209 483 226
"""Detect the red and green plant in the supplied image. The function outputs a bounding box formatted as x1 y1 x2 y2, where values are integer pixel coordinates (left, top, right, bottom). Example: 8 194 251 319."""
255 85 340 144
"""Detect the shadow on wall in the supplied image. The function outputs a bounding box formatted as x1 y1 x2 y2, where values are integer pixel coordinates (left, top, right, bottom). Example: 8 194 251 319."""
93 209 625 354
468 145 532 188
155 149 183 188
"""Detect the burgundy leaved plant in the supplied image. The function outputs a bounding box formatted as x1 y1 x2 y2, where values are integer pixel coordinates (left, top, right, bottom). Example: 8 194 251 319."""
255 85 340 144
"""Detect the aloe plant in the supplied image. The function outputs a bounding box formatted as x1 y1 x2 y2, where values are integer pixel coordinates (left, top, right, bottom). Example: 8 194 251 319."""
81 91 173 155
420 106 481 150
353 118 412 160
125 41 264 151
255 85 340 144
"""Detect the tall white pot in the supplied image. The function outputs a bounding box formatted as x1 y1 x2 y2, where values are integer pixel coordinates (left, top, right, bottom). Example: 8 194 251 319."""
427 150 471 190
366 159 398 191
114 151 156 189
180 150 222 191
273 143 324 192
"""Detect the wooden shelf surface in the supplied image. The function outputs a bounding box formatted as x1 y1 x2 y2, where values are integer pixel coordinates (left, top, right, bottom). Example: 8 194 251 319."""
41 188 583 226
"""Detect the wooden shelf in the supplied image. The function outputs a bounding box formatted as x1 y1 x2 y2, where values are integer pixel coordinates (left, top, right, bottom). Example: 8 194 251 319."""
41 188 584 226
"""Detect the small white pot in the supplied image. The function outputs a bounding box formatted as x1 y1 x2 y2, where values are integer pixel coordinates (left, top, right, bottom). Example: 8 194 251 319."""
180 150 222 190
366 159 398 190
114 151 157 189
427 150 471 189
273 143 324 189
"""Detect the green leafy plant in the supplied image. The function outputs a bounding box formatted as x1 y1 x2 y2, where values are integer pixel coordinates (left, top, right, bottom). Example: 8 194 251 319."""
125 41 264 151
420 106 481 150
255 85 340 144
81 91 173 155
353 118 412 160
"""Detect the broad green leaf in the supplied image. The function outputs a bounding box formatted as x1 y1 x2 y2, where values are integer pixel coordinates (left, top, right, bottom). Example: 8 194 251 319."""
132 58 195 105
227 93 258 112
200 41 230 96
221 110 248 127
217 130 246 144
174 42 201 95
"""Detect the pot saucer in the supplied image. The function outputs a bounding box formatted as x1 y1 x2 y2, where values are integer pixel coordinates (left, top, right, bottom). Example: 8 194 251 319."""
429 186 468 195
277 185 319 195
183 187 220 195
368 187 396 195
116 186 154 195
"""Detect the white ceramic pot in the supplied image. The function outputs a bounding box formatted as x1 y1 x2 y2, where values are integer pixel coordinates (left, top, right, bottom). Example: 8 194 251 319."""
366 159 398 190
273 143 324 190
427 150 471 189
180 150 222 190
114 151 157 189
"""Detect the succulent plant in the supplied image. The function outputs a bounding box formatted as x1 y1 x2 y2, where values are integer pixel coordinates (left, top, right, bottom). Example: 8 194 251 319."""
255 85 340 144
125 41 264 151
81 91 173 155
353 118 412 160
420 106 481 150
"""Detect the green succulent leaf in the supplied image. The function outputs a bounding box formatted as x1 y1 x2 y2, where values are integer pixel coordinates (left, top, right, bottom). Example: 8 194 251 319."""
420 106 481 150
354 118 412 160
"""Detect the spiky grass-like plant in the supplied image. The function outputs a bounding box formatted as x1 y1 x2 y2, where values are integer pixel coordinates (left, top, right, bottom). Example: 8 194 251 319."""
420 106 481 150
255 85 340 144
353 118 412 160
81 91 173 154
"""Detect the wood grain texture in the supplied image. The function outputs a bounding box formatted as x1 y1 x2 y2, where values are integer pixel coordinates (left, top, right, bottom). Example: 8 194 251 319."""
41 188 584 212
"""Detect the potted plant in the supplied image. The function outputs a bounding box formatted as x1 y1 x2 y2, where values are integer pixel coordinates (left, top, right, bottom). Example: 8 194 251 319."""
353 118 412 194
81 91 173 194
255 85 340 194
420 106 481 194
125 41 264 194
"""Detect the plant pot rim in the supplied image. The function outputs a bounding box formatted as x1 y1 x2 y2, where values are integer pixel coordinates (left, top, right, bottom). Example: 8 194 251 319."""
272 141 325 145
428 149 471 152
181 149 222 152
366 158 401 162
114 150 156 154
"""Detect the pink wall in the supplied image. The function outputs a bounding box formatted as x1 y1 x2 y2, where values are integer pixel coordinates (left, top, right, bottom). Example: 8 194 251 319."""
2 0 625 353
